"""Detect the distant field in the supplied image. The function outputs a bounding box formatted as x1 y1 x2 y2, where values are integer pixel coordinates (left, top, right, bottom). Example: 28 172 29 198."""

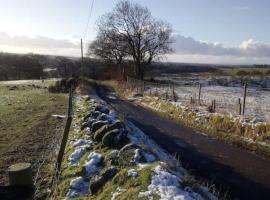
0 80 67 197
222 67 270 76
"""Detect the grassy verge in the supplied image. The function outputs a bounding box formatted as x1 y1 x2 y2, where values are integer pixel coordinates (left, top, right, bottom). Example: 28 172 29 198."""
103 80 270 159
0 80 68 198
53 90 160 200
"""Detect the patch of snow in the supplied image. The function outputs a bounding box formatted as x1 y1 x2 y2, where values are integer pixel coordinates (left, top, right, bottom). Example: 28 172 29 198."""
111 187 127 200
66 177 89 198
51 114 66 119
73 139 87 147
69 147 89 166
127 169 138 178
127 121 183 172
139 165 206 200
84 127 92 135
133 149 141 163
84 152 102 175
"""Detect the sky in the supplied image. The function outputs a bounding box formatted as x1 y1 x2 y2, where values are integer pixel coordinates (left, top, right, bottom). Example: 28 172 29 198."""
0 0 270 64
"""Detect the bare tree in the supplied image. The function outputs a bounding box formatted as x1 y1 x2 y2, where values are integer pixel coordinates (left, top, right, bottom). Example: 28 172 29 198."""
89 0 173 80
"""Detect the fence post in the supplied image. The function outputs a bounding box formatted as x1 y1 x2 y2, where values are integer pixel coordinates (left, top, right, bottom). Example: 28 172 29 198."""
242 83 247 115
142 81 145 95
198 84 202 105
237 98 242 115
56 87 73 174
213 99 216 112
172 84 176 102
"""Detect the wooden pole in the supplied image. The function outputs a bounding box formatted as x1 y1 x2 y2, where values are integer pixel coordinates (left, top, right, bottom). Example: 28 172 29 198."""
198 84 202 105
213 99 216 112
56 87 73 174
81 38 84 77
242 83 247 115
237 98 242 115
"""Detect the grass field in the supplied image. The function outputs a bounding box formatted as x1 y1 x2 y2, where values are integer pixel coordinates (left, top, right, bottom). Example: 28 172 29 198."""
222 67 270 76
0 80 67 198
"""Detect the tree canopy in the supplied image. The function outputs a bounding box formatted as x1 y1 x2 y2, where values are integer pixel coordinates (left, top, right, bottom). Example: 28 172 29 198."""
89 0 174 79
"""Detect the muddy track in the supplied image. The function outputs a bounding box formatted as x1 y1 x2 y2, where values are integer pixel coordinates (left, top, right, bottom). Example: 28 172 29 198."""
96 84 270 200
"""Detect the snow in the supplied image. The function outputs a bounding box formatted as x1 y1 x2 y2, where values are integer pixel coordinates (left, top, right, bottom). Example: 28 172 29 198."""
139 165 206 200
126 121 183 170
133 149 141 163
84 152 102 175
73 139 87 147
144 82 270 122
51 114 66 119
66 177 89 198
111 187 127 200
69 146 89 166
127 169 138 178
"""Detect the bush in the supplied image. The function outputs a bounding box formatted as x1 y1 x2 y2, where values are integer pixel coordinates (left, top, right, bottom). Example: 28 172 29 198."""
236 70 250 76
48 77 76 93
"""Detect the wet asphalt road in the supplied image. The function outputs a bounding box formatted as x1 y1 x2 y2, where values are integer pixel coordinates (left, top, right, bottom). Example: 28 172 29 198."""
96 85 270 200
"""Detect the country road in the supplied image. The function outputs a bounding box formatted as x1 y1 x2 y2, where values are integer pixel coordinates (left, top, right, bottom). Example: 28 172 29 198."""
96 84 270 200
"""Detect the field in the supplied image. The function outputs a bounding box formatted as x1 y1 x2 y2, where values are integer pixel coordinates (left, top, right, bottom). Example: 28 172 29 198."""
145 75 270 122
0 80 67 198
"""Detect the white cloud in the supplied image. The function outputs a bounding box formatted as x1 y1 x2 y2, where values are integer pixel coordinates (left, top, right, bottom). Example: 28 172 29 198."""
172 34 270 63
0 32 79 48
0 32 94 57
0 31 269 64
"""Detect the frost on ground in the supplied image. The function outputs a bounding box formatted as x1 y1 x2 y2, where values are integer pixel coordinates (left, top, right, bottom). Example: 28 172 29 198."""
68 146 88 166
145 83 270 122
111 187 127 200
84 152 102 175
66 177 89 198
126 121 182 169
139 165 217 200
127 169 138 178
73 139 87 147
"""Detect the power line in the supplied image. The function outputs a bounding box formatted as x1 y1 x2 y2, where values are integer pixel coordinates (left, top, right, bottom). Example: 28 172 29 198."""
83 0 95 39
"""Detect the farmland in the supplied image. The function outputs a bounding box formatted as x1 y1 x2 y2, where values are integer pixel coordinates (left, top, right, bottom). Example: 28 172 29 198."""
147 74 270 122
0 80 67 198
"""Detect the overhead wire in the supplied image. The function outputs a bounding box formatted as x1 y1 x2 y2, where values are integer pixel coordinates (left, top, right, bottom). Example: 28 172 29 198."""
83 0 95 40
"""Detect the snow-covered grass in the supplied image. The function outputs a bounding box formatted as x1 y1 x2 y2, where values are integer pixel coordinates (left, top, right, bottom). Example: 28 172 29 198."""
139 165 214 200
66 177 89 198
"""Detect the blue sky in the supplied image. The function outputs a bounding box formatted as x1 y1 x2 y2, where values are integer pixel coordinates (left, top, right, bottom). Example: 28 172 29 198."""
0 0 269 64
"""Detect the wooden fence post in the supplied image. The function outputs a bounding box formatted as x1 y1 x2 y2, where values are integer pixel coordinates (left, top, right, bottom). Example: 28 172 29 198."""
237 98 242 115
213 99 216 112
198 84 202 105
242 83 247 115
56 87 73 174
172 84 176 102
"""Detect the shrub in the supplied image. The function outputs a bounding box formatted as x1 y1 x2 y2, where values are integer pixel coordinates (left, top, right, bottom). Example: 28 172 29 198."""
236 70 249 76
48 77 76 93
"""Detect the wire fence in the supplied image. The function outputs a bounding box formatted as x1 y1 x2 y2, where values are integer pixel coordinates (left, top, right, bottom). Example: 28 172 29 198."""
32 86 73 200
126 76 270 121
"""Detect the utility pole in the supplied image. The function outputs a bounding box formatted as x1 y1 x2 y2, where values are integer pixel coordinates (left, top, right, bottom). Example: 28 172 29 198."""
81 38 84 76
